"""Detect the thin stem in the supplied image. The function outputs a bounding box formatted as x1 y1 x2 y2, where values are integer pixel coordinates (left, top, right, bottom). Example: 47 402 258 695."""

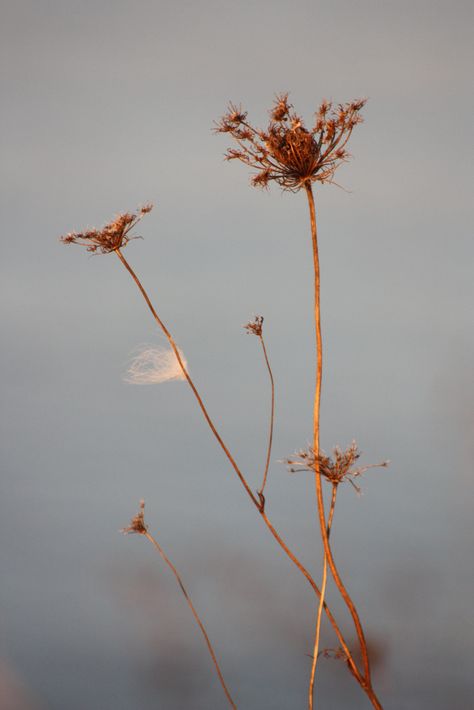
257 333 275 499
304 184 378 701
114 247 364 685
260 509 362 685
116 248 258 508
143 531 237 709
308 484 337 710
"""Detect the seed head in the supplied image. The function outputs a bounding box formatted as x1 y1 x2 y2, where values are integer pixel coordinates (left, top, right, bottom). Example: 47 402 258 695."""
122 500 148 535
286 441 388 493
244 315 264 336
60 204 153 254
215 95 366 191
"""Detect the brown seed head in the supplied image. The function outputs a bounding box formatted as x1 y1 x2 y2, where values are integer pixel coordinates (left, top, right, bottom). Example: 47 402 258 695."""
215 95 366 191
60 204 153 254
122 499 148 535
286 441 388 492
244 315 264 336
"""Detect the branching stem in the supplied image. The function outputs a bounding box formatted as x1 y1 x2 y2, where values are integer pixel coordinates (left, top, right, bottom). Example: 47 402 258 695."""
114 247 364 686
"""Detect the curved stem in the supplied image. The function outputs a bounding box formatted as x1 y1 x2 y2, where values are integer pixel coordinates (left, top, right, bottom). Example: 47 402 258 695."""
304 183 376 692
309 484 337 710
114 247 363 685
116 247 258 508
257 333 275 499
143 531 237 709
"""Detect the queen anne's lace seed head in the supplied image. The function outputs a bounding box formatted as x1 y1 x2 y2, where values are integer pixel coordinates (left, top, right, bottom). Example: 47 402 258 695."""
215 95 366 191
60 204 153 254
286 442 388 493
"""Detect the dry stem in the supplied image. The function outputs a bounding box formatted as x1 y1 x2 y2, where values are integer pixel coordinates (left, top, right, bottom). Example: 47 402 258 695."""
257 332 275 501
113 247 366 687
123 504 236 709
305 183 382 709
309 484 337 709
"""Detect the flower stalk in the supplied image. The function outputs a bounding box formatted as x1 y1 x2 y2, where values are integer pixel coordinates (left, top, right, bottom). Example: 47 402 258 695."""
123 501 237 709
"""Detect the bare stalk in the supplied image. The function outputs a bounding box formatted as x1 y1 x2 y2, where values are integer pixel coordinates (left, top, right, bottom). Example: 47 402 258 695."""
142 530 237 709
116 247 259 509
257 333 275 500
304 183 381 708
309 484 337 710
114 247 365 687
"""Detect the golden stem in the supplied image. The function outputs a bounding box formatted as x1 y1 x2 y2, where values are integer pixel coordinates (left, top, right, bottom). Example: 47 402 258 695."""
304 183 379 702
308 484 337 710
114 247 362 684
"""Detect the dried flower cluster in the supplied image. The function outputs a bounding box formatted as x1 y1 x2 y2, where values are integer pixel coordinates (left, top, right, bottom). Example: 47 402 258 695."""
60 204 153 254
215 94 366 190
122 499 148 535
287 442 388 492
244 315 264 336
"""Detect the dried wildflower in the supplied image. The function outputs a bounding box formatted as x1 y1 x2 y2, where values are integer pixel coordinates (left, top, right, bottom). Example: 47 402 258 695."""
244 315 264 336
60 204 153 254
286 442 388 493
124 345 187 385
122 499 148 535
215 94 366 191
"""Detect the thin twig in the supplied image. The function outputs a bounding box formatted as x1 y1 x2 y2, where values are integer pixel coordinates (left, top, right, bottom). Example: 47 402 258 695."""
257 333 275 500
142 530 237 709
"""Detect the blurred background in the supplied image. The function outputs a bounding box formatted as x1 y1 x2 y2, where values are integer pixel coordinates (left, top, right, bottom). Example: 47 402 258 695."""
1 1 473 708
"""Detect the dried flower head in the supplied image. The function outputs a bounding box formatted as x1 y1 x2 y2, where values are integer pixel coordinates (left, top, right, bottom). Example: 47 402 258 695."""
60 204 153 254
215 94 366 191
286 441 388 493
124 345 187 385
244 315 264 336
122 499 148 535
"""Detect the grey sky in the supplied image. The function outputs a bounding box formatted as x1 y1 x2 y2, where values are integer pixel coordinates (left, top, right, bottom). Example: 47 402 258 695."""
1 1 473 708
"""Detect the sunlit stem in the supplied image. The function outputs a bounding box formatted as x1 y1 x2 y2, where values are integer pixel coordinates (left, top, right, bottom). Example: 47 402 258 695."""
308 484 337 710
114 247 362 682
304 183 380 708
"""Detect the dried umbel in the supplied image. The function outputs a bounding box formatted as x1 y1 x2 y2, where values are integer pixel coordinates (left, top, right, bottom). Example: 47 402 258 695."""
215 94 366 190
244 315 264 336
287 442 388 493
122 499 148 535
60 204 153 254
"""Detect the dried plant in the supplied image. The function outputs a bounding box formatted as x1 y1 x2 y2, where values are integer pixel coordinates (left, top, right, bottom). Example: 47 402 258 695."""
217 94 385 710
287 442 389 494
61 204 152 254
122 501 237 709
60 91 389 710
214 94 365 190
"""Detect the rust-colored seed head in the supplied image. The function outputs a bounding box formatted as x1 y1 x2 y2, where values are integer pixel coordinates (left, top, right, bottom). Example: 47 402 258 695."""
244 315 264 336
60 204 153 254
286 442 388 492
215 94 366 191
122 499 148 535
